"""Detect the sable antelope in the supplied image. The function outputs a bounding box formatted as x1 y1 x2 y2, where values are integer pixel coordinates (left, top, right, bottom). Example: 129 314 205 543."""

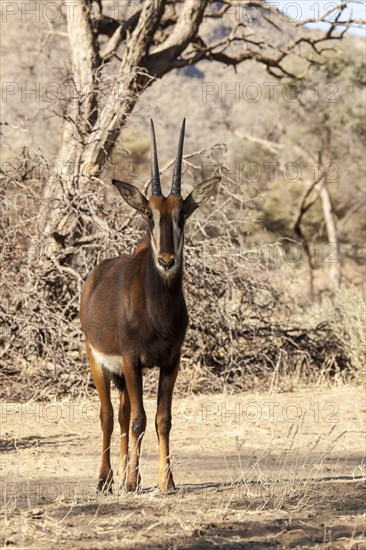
80 119 220 493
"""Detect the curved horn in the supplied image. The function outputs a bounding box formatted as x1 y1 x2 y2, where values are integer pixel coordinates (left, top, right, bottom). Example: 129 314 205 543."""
171 118 186 196
150 119 162 196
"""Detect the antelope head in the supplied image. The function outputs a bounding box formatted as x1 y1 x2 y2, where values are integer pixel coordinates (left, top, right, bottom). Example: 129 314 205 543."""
112 119 220 276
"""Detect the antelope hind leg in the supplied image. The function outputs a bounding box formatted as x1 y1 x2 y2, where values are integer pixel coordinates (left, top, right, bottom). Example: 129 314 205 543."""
88 345 114 494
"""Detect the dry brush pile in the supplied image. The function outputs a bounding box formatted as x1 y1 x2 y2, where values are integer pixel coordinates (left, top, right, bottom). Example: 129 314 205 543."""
0 152 360 401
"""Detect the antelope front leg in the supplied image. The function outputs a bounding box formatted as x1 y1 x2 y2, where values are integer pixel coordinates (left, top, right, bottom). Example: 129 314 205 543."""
123 357 146 492
156 361 179 493
118 386 130 486
88 346 114 493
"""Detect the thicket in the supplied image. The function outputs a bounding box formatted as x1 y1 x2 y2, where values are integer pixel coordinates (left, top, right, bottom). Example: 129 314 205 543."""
1 144 363 401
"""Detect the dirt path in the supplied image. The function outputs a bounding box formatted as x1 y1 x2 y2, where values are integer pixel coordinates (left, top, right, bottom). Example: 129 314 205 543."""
1 387 365 548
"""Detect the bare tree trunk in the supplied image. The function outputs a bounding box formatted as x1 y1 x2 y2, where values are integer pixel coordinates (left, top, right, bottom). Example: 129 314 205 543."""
40 0 164 243
294 171 341 296
318 178 341 289
293 179 320 298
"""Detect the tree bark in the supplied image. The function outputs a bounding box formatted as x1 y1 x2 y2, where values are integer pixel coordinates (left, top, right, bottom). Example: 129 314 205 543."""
40 0 165 242
318 178 341 289
293 172 340 296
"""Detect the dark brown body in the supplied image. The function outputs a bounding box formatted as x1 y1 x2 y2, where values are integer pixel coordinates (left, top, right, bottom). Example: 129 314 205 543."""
80 234 188 493
81 241 188 367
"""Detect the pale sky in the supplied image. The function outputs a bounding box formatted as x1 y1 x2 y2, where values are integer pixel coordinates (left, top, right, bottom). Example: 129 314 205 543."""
267 0 366 36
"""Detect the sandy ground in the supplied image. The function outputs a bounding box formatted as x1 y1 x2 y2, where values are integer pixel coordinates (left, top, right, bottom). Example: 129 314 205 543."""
1 386 365 549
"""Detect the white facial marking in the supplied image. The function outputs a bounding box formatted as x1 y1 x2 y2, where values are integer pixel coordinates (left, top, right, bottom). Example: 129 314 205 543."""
90 345 123 374
150 208 161 261
172 208 183 258
149 206 183 275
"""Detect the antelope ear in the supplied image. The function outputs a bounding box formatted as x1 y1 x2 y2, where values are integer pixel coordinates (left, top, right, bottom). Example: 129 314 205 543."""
184 177 221 218
112 179 148 213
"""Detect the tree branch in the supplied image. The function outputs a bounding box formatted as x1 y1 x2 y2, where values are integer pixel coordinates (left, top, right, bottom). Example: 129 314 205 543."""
146 0 207 78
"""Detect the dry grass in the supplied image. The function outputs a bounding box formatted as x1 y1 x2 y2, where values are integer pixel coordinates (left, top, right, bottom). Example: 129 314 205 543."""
299 285 366 381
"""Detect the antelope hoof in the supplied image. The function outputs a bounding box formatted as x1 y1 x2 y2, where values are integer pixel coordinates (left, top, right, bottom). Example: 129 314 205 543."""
125 481 140 493
97 479 113 495
125 472 141 493
97 471 113 494
159 473 176 493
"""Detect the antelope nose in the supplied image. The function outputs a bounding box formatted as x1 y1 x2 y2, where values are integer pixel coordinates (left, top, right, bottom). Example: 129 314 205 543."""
158 257 176 271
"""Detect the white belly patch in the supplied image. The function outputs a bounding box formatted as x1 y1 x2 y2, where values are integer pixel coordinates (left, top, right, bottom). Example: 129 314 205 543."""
90 345 123 374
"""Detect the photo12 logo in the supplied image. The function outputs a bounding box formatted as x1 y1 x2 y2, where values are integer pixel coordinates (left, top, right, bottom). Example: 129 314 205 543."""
202 82 339 104
0 402 100 424
1 1 140 23
201 401 339 424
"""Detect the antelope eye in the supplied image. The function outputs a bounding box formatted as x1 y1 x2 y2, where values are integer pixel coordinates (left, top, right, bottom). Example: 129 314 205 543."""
146 210 153 219
178 211 186 228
